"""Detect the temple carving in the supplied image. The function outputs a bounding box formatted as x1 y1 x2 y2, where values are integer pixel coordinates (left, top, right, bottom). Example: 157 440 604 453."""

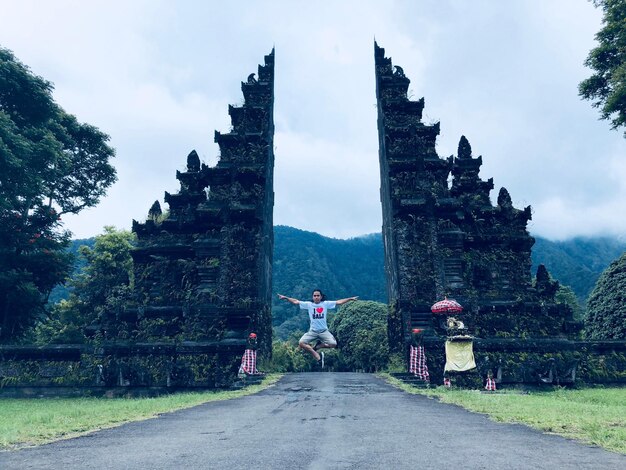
374 42 577 351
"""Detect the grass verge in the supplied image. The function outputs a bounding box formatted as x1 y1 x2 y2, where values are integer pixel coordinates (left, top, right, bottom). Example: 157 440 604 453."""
382 374 626 454
0 374 281 450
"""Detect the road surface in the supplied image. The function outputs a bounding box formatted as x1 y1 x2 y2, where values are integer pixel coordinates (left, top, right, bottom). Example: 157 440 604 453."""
1 373 624 469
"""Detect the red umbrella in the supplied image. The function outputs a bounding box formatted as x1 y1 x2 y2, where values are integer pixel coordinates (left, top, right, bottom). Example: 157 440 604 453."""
431 298 463 314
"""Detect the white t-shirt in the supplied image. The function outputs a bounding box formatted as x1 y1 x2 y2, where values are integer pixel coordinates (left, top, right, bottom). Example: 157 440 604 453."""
300 300 337 332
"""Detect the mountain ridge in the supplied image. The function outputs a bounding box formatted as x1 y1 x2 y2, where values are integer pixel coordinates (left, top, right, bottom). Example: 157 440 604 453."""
56 227 626 339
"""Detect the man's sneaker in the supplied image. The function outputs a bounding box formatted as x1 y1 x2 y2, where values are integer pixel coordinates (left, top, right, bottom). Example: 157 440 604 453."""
313 341 322 351
320 351 325 368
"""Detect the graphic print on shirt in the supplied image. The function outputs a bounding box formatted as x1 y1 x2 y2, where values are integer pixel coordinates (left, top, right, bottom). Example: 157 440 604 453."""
312 307 325 319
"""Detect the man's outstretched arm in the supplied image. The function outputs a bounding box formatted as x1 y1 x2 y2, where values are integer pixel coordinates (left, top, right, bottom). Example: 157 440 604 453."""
335 296 359 305
277 294 300 305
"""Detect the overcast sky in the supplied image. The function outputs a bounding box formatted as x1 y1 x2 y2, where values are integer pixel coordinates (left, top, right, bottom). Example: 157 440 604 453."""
1 0 625 241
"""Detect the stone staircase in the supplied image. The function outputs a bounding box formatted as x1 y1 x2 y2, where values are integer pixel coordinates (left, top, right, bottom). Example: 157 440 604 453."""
390 372 430 388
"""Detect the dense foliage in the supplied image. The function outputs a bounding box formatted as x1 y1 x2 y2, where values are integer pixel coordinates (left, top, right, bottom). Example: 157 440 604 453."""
269 334 319 372
579 0 626 136
329 300 389 372
47 237 95 304
584 252 626 339
0 47 116 341
555 284 584 321
35 227 134 344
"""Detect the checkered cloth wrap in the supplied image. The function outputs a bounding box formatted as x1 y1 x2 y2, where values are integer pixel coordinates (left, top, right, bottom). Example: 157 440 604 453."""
239 349 259 375
485 377 497 391
409 345 430 381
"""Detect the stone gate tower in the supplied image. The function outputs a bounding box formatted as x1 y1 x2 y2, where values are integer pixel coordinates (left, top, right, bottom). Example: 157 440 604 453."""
374 42 576 352
101 50 276 386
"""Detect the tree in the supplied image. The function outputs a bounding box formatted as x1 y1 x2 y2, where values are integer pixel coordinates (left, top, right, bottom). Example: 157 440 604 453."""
579 0 626 136
0 47 117 341
35 227 135 344
270 336 312 372
330 300 389 372
555 284 584 321
584 251 626 339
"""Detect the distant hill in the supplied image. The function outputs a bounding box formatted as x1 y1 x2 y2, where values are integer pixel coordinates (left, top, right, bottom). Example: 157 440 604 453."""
53 228 625 338
47 237 96 304
531 236 626 304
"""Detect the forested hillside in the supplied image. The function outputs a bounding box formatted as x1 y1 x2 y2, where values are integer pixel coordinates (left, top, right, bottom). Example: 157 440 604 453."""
530 237 626 304
55 228 625 339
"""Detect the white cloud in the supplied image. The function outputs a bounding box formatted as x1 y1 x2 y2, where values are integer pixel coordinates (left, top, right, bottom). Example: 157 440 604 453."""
531 147 626 239
274 130 382 239
1 0 625 241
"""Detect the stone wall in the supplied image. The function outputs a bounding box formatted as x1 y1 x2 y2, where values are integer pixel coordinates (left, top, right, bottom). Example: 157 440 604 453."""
0 342 260 395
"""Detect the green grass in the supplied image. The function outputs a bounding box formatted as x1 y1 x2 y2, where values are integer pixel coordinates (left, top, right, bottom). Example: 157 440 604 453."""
383 374 626 454
0 374 281 450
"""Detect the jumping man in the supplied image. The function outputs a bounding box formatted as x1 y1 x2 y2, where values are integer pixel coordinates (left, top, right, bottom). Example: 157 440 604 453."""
277 289 358 367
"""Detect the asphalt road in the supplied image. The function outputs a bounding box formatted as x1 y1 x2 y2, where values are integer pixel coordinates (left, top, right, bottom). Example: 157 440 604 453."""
1 373 624 469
